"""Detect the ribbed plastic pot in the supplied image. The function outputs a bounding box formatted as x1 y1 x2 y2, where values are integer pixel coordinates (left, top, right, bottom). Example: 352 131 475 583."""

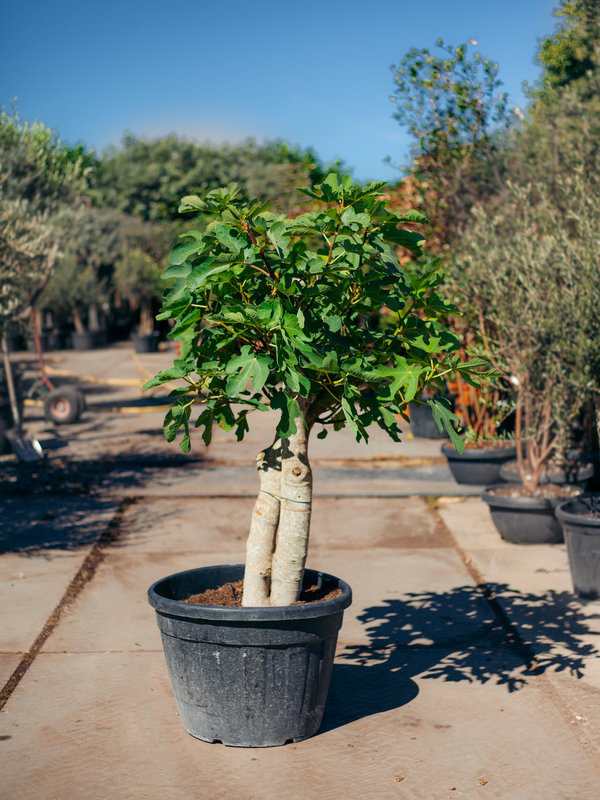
482 486 582 544
442 442 517 485
556 495 600 599
148 564 352 747
499 460 594 490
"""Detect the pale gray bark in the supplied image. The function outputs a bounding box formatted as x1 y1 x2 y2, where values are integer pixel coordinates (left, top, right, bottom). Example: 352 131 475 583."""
241 440 282 607
269 412 313 606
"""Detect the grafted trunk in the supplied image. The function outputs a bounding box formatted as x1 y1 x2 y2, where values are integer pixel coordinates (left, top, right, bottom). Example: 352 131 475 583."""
269 412 312 606
241 440 282 607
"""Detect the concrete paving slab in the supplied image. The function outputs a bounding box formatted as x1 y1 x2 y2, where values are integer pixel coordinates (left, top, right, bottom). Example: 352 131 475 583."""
0 549 93 652
112 495 447 555
42 551 223 654
205 406 448 462
104 461 482 498
439 496 600 762
0 654 21 685
2 650 600 800
113 496 253 554
437 496 499 552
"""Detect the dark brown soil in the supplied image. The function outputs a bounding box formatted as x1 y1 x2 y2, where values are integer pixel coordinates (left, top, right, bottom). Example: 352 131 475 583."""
183 580 343 607
462 439 515 451
488 483 580 499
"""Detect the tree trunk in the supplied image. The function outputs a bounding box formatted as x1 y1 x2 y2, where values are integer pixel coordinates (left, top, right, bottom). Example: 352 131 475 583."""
88 304 99 332
242 440 282 607
71 306 85 334
140 300 154 336
269 411 313 606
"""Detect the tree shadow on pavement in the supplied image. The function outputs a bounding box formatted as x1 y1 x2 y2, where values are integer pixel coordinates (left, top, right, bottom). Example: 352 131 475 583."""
0 454 200 554
322 584 599 732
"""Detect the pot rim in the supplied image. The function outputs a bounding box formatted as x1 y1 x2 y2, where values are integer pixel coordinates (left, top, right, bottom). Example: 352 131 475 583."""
442 442 517 461
556 495 600 527
482 485 582 510
148 564 352 622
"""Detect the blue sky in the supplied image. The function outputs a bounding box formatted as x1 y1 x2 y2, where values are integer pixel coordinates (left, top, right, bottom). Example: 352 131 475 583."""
2 0 558 182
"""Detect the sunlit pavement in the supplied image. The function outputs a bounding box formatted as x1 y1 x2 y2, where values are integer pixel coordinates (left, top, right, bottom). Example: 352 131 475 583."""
1 345 600 799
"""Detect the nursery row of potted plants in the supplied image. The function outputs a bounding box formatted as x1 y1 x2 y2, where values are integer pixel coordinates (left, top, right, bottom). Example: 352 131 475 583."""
441 437 600 601
5 326 160 354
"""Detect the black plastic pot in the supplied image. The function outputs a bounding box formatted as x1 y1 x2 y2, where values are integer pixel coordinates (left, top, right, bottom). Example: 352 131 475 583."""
71 331 98 351
46 330 68 351
556 495 600 598
148 564 352 747
409 402 448 439
133 333 159 353
442 442 517 485
499 460 594 489
5 334 25 352
27 333 50 353
482 486 582 544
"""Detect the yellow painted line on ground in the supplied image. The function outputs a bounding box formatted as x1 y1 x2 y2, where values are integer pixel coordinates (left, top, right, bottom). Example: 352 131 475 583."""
44 365 145 387
24 397 171 413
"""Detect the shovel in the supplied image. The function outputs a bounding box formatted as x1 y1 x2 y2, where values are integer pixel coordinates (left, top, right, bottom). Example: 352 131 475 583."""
1 333 43 462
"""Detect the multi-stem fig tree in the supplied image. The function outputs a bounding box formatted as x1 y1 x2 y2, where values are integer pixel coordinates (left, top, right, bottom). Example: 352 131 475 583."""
145 174 484 606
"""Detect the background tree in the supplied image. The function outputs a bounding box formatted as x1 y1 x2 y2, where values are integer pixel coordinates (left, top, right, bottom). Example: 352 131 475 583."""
0 110 91 336
113 217 172 336
38 207 125 333
455 172 600 487
89 134 342 222
389 40 513 251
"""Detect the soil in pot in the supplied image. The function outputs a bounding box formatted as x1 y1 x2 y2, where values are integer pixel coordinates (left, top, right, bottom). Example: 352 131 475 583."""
482 483 581 545
556 495 600 599
442 440 516 485
184 579 343 606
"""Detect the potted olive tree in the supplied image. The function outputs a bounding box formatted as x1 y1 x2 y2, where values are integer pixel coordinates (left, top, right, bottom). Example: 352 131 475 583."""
146 174 482 746
457 181 594 544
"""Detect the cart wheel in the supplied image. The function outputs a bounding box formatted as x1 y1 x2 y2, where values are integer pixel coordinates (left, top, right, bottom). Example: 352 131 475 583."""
44 388 82 424
74 389 86 414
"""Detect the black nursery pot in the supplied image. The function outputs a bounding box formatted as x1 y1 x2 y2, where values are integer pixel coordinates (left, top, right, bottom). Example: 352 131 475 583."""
133 333 159 353
148 564 352 747
442 442 517 485
71 331 97 351
409 402 448 439
482 486 581 545
556 495 600 599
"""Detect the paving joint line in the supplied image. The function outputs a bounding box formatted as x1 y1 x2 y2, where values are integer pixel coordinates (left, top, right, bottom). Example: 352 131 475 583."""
422 496 538 665
423 496 600 764
0 497 137 711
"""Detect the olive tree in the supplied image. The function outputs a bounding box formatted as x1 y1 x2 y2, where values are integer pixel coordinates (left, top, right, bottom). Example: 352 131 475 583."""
456 174 600 489
146 174 483 606
0 111 90 333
